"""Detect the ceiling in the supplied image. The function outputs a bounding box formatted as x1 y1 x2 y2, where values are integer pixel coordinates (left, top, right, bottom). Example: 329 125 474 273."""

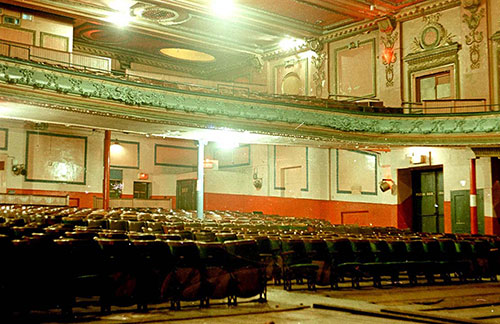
2 0 427 77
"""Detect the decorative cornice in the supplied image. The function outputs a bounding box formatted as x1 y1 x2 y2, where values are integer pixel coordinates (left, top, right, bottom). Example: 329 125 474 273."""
3 57 500 146
314 0 460 46
404 43 461 72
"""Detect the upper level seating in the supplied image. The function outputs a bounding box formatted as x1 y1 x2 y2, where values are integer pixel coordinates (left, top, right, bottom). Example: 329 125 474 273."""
0 40 405 115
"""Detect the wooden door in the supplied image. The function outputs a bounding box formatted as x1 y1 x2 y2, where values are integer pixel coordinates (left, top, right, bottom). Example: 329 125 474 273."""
412 169 444 233
451 189 484 234
176 179 196 210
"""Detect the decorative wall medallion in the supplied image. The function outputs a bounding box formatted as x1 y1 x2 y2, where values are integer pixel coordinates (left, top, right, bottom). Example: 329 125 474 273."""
462 0 484 69
412 14 455 52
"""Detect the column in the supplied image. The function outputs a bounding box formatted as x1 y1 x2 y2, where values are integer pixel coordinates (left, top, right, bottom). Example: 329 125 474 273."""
197 139 206 220
103 130 111 210
470 158 478 234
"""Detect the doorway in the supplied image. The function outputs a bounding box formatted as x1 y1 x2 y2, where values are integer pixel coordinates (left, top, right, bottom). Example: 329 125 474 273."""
412 168 444 233
176 179 196 210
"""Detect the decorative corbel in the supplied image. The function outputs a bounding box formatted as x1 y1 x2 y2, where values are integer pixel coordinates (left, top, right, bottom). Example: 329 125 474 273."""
463 0 484 69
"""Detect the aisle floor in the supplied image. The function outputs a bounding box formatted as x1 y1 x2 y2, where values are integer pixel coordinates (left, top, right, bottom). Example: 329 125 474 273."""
14 278 500 324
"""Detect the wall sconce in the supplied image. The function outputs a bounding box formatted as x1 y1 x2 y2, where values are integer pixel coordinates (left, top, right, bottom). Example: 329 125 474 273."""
410 153 427 164
12 164 26 176
110 140 123 154
379 178 395 193
382 47 396 65
253 168 262 190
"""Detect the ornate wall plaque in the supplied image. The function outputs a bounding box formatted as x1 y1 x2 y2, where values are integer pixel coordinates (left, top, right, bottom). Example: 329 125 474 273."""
462 0 484 69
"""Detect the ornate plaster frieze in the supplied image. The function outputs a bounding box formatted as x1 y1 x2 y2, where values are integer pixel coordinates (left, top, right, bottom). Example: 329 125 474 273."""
307 38 326 98
404 43 461 73
316 0 460 46
311 52 326 98
2 57 500 143
411 13 455 52
462 0 484 69
381 27 398 88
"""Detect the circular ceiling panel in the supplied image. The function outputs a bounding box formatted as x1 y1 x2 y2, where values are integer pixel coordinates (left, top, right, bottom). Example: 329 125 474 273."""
80 28 129 44
160 48 215 62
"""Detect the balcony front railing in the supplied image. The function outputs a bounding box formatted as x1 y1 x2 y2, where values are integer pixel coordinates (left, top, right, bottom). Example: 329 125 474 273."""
0 41 111 72
0 40 492 116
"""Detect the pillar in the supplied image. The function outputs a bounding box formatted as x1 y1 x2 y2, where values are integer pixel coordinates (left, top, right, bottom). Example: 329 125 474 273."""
197 140 206 220
470 158 478 234
103 130 111 210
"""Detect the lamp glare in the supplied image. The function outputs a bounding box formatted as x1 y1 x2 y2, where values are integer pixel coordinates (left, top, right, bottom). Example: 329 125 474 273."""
212 0 234 18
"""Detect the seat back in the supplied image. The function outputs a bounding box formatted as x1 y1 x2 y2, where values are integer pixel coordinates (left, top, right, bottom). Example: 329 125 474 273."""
128 221 146 233
351 239 375 263
281 238 311 265
369 239 392 262
423 239 441 261
303 238 329 261
325 238 356 264
387 240 408 262
167 240 201 267
224 239 260 265
405 240 427 261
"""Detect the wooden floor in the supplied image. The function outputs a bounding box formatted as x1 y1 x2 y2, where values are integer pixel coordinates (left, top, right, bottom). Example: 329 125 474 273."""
10 278 500 324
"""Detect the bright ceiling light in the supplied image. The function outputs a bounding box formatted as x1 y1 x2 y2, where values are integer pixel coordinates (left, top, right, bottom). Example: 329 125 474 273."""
216 138 239 150
279 37 306 51
108 0 132 27
211 0 234 18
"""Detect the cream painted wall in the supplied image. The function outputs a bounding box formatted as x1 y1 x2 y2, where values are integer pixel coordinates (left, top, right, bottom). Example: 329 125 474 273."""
0 120 494 220
2 121 102 194
0 6 73 50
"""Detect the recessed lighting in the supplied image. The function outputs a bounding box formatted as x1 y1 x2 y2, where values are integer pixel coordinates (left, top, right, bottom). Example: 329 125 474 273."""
160 48 215 62
211 0 234 18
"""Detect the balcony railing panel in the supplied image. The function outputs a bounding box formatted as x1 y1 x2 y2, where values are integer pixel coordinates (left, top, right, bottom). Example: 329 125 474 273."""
0 40 111 72
423 99 487 114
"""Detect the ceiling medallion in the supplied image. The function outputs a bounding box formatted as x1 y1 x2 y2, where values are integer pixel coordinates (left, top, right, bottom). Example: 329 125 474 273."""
160 48 216 63
131 2 191 26
79 28 129 44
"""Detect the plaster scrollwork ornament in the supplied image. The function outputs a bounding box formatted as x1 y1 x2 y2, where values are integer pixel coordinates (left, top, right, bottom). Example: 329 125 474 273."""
307 38 326 97
462 0 484 69
312 52 326 98
381 31 398 87
412 13 455 52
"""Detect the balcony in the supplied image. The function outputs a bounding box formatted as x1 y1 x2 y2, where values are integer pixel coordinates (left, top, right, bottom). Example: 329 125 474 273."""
0 41 111 72
405 99 488 114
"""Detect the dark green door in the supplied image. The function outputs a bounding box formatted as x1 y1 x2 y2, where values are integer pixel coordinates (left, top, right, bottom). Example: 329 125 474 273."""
451 189 484 234
412 169 444 233
176 179 197 210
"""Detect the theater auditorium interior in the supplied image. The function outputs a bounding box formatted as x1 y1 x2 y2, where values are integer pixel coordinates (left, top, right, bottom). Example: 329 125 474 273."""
2 0 500 323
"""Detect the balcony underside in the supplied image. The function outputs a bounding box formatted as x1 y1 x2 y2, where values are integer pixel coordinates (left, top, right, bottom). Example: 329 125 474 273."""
1 57 500 148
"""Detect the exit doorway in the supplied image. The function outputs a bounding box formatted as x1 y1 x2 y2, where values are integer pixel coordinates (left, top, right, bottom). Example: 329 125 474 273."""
412 168 444 233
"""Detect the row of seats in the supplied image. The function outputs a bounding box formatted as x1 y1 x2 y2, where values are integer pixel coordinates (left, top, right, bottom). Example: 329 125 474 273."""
0 232 267 317
1 205 500 319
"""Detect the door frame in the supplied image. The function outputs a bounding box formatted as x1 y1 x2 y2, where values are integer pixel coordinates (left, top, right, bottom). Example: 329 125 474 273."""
409 165 444 233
